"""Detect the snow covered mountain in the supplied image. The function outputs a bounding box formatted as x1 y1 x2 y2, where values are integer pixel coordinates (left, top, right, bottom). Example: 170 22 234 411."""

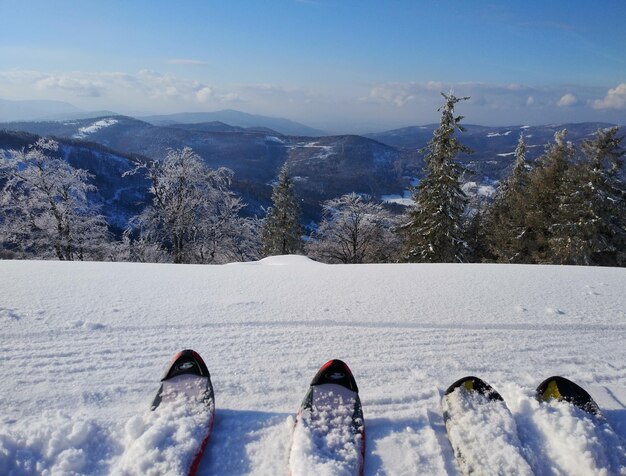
0 258 625 474
0 117 407 221
1 117 624 223
366 122 626 182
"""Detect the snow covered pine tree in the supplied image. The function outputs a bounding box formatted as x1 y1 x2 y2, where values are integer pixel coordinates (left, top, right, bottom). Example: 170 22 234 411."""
402 93 472 263
261 163 304 256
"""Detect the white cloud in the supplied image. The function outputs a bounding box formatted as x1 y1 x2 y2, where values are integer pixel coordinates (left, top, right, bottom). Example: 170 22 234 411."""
195 86 213 103
217 92 242 103
0 69 227 109
360 81 538 109
0 69 321 118
557 93 578 107
35 75 105 97
362 85 415 107
592 83 626 110
0 69 621 130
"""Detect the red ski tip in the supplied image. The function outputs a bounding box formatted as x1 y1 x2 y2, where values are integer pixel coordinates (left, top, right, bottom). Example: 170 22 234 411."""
311 359 359 392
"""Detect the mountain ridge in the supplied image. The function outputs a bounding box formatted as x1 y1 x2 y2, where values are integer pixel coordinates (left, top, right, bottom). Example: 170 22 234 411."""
1 116 623 224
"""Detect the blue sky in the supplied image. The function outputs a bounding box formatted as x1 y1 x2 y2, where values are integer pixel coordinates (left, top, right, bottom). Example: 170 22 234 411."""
1 0 625 131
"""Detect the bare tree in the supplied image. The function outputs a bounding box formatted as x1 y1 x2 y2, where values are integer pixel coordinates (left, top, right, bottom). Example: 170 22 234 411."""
0 138 110 260
307 193 399 264
126 147 260 264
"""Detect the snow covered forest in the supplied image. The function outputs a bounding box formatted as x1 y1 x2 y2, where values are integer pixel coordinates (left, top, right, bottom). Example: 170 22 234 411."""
1 93 625 266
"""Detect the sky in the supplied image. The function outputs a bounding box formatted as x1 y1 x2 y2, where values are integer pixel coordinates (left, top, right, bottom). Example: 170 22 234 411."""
1 0 626 132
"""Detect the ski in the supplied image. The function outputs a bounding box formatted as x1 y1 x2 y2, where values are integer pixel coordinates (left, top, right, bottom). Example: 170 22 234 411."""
442 376 532 476
115 349 215 476
533 375 626 474
536 375 601 415
288 359 365 476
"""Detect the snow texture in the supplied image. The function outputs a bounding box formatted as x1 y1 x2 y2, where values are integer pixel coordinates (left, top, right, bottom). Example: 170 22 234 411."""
113 375 214 476
516 398 626 475
289 384 363 476
442 388 533 475
0 258 625 474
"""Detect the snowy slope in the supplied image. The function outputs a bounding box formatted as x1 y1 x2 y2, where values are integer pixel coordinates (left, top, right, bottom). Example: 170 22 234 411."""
0 258 625 475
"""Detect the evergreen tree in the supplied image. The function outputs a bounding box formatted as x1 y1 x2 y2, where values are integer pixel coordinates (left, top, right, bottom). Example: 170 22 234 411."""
402 93 472 262
482 133 534 263
550 127 626 265
525 129 574 263
261 164 304 256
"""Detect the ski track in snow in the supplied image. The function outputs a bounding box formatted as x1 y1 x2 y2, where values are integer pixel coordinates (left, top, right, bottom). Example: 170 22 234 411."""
0 259 625 475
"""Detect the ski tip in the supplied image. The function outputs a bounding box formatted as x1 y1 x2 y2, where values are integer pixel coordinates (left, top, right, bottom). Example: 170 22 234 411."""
161 349 210 381
536 375 601 416
310 359 359 393
444 376 504 401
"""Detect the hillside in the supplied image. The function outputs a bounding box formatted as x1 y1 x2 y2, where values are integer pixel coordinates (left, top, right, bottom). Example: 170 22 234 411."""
2 118 625 223
367 122 626 182
0 130 150 230
0 258 625 474
0 118 407 221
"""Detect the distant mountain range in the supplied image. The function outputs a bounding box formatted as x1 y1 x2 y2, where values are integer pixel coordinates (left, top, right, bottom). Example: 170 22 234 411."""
0 99 326 136
1 113 623 227
140 110 327 137
0 99 83 122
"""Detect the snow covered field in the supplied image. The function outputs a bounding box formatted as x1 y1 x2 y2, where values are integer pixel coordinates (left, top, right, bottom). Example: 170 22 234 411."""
1 257 625 474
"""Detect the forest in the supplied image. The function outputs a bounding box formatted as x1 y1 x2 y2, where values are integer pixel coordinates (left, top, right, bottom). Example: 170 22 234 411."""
1 94 625 267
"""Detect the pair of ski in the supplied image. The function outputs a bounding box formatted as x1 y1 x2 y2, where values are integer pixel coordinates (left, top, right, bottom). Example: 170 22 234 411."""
136 351 364 476
443 375 625 475
127 351 623 475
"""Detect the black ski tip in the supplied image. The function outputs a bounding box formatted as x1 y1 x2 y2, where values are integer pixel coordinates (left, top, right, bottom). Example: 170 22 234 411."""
310 359 359 393
161 349 210 381
151 350 213 411
444 376 504 401
536 375 601 416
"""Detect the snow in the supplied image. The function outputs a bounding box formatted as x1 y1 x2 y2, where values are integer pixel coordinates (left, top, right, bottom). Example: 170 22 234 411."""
515 398 626 474
113 375 214 475
381 192 414 206
442 388 532 475
289 384 363 476
297 142 335 160
1 258 625 475
72 119 119 139
487 130 513 138
497 152 516 157
462 181 497 198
